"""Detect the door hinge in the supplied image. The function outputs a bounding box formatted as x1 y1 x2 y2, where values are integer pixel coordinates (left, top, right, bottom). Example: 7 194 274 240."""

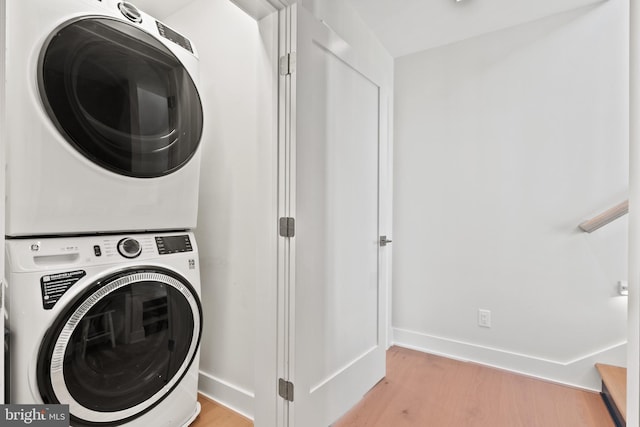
279 217 295 238
278 378 294 402
279 52 296 76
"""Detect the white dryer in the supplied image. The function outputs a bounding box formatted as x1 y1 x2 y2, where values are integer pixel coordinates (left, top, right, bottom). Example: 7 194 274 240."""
6 232 202 426
3 0 204 236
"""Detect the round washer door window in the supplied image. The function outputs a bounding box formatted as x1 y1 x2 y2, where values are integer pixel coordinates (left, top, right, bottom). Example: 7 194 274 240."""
39 17 203 178
37 268 202 425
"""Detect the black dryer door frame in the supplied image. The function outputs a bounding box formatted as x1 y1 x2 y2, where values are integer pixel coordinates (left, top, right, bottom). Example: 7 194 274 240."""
39 17 204 178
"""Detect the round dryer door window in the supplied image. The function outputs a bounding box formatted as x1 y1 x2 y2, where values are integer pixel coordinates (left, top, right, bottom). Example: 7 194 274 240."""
39 17 203 178
37 268 202 425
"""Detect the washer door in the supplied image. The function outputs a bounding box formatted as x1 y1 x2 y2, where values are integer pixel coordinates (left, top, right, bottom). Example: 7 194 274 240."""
37 268 202 426
39 17 203 178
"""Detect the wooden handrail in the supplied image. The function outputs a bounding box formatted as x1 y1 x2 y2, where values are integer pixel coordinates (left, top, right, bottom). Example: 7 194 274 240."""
579 200 628 233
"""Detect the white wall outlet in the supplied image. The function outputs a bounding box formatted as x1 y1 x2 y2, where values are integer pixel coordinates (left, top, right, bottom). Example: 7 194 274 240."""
478 309 491 328
619 280 629 296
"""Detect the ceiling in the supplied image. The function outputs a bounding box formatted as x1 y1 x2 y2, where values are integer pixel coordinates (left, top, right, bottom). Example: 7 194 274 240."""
132 0 605 58
347 0 605 57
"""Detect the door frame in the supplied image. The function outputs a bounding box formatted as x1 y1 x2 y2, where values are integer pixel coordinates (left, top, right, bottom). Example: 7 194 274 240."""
249 1 289 426
628 1 640 424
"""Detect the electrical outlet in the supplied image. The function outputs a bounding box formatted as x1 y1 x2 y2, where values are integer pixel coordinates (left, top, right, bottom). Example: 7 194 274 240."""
478 309 491 328
619 280 629 296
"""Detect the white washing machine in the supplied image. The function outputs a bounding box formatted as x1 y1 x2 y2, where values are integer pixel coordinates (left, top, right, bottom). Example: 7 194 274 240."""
3 0 204 236
5 232 202 426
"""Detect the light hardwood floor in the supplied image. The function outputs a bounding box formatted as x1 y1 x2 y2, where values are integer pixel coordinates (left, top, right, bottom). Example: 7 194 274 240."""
335 347 613 427
192 346 614 427
192 394 252 427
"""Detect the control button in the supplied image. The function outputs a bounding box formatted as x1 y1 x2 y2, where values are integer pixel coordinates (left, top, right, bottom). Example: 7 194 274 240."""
93 245 102 257
30 242 40 252
117 238 142 259
118 2 143 23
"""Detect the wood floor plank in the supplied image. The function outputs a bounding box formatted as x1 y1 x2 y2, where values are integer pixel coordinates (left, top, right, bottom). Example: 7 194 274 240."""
334 346 614 427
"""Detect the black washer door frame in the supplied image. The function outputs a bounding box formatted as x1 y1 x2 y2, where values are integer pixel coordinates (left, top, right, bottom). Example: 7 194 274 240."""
37 267 202 426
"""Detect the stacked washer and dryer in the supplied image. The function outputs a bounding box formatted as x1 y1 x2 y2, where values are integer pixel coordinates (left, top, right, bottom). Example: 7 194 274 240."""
3 1 205 426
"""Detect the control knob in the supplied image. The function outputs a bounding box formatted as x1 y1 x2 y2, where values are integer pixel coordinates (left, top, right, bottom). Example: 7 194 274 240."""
118 238 142 259
118 2 143 23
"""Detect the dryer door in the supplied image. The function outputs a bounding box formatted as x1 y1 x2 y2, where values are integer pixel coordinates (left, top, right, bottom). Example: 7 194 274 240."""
39 17 203 178
37 268 202 426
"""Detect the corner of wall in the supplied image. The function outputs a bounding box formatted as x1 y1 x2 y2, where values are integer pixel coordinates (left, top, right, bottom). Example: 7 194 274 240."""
198 372 255 420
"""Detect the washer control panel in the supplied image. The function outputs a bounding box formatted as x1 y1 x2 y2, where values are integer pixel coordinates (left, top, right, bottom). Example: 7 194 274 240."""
8 232 197 275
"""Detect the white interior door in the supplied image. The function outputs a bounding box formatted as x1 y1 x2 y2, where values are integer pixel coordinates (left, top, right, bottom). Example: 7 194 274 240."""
281 4 387 426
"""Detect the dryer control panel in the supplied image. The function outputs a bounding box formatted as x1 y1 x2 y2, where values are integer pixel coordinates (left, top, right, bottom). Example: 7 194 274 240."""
156 21 194 53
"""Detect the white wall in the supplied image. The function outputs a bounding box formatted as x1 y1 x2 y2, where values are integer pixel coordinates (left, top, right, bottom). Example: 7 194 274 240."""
165 0 261 417
393 0 629 391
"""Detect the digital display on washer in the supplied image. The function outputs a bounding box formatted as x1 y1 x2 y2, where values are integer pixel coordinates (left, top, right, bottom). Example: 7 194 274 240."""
156 235 192 255
156 21 193 53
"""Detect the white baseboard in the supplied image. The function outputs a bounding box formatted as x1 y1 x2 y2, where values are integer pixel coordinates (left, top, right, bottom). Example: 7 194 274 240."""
393 327 626 391
198 370 255 420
